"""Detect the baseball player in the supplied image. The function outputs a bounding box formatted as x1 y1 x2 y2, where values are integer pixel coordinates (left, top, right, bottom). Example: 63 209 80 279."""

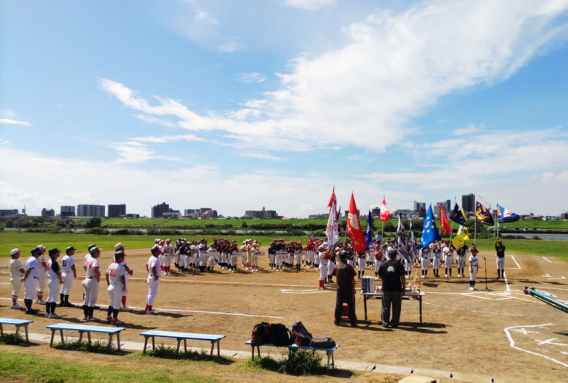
106 251 126 324
374 245 383 280
9 248 25 309
469 246 479 290
162 239 173 275
82 246 101 321
421 244 430 278
60 246 77 307
357 250 367 280
456 245 467 278
432 243 441 278
443 242 454 278
207 243 217 273
495 237 506 279
22 247 41 314
35 244 48 304
146 245 162 314
318 245 328 289
115 243 133 311
45 248 63 318
251 240 260 272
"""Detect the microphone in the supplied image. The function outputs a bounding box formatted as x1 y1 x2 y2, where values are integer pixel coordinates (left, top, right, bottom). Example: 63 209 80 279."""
483 257 486 260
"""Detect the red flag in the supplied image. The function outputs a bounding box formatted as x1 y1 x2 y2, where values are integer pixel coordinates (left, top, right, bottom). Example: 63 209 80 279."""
327 187 337 208
380 198 390 221
347 193 368 254
440 205 451 235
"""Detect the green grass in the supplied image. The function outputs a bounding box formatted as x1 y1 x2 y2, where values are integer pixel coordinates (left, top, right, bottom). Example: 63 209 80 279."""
144 344 232 364
0 332 25 345
0 351 216 382
53 340 120 354
0 232 308 257
470 238 568 262
242 350 325 376
98 217 331 228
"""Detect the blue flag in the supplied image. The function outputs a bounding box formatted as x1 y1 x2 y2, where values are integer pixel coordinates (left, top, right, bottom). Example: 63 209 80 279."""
421 205 441 248
366 210 373 247
497 203 520 223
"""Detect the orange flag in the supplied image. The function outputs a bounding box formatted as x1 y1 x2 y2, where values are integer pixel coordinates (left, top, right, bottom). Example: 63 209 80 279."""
440 205 451 236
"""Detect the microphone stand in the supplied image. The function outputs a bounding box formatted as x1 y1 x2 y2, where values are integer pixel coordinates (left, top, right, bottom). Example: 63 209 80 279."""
483 257 490 291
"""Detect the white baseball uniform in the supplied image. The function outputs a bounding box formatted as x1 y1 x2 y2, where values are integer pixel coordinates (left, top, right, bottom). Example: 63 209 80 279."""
37 253 47 295
46 259 61 303
82 256 100 307
319 252 328 281
120 260 129 297
10 258 24 300
107 262 126 309
24 257 39 300
60 254 75 295
469 255 478 281
146 255 161 307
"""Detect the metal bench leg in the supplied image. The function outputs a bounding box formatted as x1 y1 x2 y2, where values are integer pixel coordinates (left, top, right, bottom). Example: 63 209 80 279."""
217 340 220 357
184 339 187 353
0 323 3 335
152 336 155 350
117 332 121 351
332 352 335 370
78 331 83 344
14 326 20 343
176 339 181 355
25 324 29 343
50 329 55 347
87 332 91 345
251 346 254 360
257 346 260 358
60 329 65 344
210 341 214 357
108 334 113 349
143 336 149 354
419 296 423 324
327 351 331 373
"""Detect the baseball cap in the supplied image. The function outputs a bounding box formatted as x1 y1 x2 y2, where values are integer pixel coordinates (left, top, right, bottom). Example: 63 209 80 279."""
48 248 61 256
66 246 76 253
87 244 97 251
89 246 101 255
115 250 126 261
114 243 124 251
11 248 22 256
151 244 161 253
37 244 46 250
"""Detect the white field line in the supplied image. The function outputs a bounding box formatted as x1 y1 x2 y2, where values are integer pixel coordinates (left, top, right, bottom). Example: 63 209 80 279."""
543 257 553 263
504 324 568 368
122 277 315 289
510 255 521 269
0 297 285 319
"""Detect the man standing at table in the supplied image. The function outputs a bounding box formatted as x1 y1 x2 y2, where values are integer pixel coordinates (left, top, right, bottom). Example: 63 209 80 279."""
333 251 357 327
378 249 406 328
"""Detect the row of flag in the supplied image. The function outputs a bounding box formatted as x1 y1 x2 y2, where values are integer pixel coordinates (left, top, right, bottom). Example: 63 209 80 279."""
325 188 521 254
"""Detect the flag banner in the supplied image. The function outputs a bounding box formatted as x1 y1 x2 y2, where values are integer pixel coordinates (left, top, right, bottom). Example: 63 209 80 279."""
497 203 520 223
450 203 467 226
396 214 411 262
421 205 441 248
409 221 417 255
440 205 451 235
366 210 374 247
326 188 339 246
476 201 494 226
347 193 368 254
452 225 469 249
380 198 391 221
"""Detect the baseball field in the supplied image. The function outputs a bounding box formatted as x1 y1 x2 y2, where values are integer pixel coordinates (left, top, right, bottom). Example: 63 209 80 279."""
1 237 568 382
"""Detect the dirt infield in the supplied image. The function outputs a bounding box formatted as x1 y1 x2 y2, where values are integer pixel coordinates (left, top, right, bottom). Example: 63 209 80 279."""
2 249 568 382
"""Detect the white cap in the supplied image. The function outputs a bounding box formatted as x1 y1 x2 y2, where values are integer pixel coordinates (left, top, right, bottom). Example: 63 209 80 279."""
11 248 22 256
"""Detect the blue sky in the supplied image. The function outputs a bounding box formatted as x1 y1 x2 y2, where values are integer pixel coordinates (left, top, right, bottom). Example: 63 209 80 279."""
1 0 568 217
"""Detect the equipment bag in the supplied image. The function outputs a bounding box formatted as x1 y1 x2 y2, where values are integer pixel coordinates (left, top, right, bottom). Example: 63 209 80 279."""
268 323 292 347
251 322 270 346
290 321 313 347
310 336 336 349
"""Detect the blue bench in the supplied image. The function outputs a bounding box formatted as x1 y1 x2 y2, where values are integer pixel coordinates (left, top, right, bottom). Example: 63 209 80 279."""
46 323 125 351
245 340 339 372
0 318 33 343
140 330 226 357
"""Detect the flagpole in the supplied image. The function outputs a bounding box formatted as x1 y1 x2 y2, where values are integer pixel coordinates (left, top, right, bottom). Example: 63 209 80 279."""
449 197 455 244
474 196 477 245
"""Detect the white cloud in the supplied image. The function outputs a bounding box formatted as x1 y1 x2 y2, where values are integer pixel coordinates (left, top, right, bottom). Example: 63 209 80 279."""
0 140 9 145
283 0 336 11
0 118 31 127
0 110 17 119
131 134 206 144
109 141 183 163
452 123 486 136
236 72 267 83
100 1 568 155
217 38 244 53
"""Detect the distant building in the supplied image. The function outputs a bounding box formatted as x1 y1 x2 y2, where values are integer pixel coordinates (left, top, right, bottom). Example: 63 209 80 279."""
184 209 200 219
41 208 55 217
199 208 212 218
162 211 181 219
0 209 19 217
151 202 169 218
60 206 76 217
244 207 278 219
108 204 126 218
413 201 426 210
560 212 568 220
371 207 381 217
202 210 218 219
345 209 361 219
308 214 328 219
77 204 105 217
123 213 140 219
393 209 413 219
462 193 475 213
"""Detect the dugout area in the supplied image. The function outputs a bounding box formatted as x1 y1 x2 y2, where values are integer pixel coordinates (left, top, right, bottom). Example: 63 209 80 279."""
1 249 568 382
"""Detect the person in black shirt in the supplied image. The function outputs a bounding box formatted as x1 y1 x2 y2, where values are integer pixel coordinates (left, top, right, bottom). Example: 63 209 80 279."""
333 251 357 327
495 237 506 279
378 249 406 328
